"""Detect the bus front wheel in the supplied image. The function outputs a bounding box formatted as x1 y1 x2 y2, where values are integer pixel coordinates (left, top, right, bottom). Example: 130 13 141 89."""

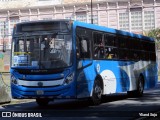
91 79 103 105
36 98 50 106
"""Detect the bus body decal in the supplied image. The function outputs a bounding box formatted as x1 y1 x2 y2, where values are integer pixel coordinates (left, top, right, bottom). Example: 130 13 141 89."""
100 70 117 94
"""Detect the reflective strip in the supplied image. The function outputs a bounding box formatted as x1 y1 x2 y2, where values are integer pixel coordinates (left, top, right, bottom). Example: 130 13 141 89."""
18 79 64 87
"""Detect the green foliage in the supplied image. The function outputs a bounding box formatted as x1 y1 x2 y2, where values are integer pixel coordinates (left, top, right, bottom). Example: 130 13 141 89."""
144 28 160 42
144 28 160 50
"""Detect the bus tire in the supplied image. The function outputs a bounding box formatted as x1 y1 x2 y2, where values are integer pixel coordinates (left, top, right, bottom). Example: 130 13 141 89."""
127 75 144 97
136 75 144 97
91 78 103 105
36 98 50 106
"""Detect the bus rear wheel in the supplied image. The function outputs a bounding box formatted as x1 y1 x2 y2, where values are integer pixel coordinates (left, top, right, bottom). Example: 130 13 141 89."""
36 98 50 106
136 76 144 97
127 76 144 97
91 79 103 105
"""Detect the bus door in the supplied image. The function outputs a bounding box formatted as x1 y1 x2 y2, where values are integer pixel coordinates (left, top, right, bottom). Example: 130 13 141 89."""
75 28 93 98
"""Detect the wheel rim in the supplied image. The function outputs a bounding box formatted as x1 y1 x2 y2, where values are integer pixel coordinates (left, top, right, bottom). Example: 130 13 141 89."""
139 78 144 94
93 80 102 100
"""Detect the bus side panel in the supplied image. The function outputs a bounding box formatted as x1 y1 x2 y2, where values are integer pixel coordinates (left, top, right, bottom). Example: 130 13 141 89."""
120 61 158 92
99 61 130 94
76 61 96 98
143 62 158 89
117 61 134 92
76 60 158 98
76 60 131 98
119 61 141 91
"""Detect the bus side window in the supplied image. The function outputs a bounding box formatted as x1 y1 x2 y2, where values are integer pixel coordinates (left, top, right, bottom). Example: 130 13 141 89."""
80 37 90 58
81 39 88 53
76 36 90 59
93 32 104 59
76 27 91 59
104 34 118 59
76 37 80 58
105 47 117 59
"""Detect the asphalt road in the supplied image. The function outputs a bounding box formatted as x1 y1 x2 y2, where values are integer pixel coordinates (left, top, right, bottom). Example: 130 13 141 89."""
0 82 160 120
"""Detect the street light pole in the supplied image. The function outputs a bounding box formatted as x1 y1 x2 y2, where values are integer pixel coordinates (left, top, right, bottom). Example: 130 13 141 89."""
2 21 6 52
91 0 93 24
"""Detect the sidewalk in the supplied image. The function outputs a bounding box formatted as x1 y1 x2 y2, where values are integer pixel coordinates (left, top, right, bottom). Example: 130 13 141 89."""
0 98 35 106
0 86 11 104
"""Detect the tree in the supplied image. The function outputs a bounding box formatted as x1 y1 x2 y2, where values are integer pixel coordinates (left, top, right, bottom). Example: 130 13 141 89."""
143 28 160 50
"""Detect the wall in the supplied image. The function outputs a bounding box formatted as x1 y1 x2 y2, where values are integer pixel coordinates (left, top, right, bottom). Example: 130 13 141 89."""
0 50 11 104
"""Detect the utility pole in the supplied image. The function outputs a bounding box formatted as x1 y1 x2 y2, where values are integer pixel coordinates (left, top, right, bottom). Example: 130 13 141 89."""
3 21 6 52
91 0 93 24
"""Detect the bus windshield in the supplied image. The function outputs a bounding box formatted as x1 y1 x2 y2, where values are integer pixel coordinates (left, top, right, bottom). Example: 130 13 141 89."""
11 32 72 69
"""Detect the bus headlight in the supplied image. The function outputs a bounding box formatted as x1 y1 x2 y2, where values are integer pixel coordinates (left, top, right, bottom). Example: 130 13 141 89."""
11 75 18 85
63 73 74 85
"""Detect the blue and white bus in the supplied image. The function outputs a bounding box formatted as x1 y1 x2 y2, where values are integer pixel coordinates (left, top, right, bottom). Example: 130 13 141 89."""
10 19 158 106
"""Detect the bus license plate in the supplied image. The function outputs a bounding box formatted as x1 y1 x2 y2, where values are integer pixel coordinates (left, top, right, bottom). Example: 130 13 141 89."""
36 90 44 95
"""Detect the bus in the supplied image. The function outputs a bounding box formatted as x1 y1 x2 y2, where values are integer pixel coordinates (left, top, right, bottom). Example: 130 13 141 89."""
10 19 158 106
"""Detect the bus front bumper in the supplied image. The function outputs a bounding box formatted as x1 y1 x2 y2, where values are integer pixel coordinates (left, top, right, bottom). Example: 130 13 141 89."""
11 83 76 99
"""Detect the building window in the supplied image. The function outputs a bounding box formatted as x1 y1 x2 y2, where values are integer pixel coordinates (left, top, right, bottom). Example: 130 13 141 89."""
38 0 61 5
42 18 52 20
0 21 9 38
0 0 17 1
119 12 129 31
65 16 74 20
144 11 155 30
10 19 19 35
76 13 87 23
21 19 29 22
88 14 98 24
131 11 142 30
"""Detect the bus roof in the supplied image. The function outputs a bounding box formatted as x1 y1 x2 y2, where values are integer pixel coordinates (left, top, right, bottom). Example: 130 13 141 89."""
17 19 70 25
16 19 154 42
73 20 155 42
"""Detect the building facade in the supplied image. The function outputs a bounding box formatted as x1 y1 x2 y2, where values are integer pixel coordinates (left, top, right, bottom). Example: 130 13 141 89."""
0 0 160 50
